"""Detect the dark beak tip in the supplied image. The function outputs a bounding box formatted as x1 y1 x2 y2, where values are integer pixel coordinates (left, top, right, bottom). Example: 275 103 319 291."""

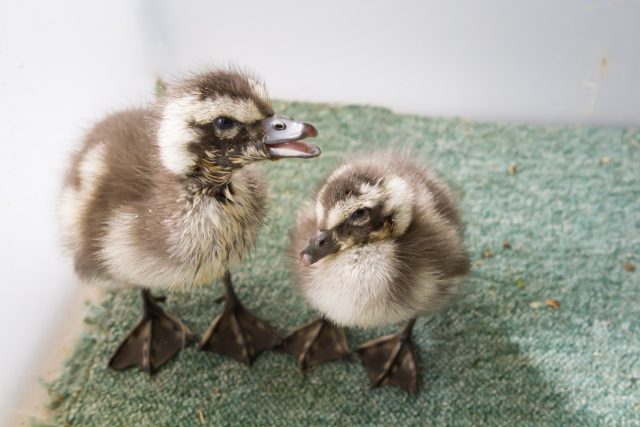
299 251 313 267
304 123 318 138
307 144 321 158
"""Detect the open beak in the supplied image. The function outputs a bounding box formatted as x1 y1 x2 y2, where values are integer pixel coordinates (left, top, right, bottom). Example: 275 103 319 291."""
261 115 321 159
299 230 339 266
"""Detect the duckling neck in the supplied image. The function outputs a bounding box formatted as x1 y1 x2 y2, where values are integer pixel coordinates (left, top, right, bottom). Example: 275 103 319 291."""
185 165 237 198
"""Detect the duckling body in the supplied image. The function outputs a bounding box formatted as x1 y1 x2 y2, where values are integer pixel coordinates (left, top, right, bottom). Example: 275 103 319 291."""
60 69 320 373
286 153 469 391
61 111 265 292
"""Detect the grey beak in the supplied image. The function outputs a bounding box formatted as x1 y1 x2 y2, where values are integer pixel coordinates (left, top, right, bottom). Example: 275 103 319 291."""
261 115 321 159
300 230 339 266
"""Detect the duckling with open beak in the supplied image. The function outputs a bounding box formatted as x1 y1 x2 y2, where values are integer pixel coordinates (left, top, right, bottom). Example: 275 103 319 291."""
59 68 320 374
285 153 469 392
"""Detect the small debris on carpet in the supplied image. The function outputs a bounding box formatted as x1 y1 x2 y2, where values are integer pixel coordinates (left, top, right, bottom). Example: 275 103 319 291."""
624 262 636 272
507 163 518 175
545 299 561 309
503 240 512 249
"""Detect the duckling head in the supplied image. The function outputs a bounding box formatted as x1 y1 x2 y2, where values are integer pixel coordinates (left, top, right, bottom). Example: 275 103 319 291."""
300 168 414 266
156 68 320 189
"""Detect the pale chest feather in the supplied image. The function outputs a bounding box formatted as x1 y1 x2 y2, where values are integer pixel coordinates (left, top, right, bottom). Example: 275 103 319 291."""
100 187 263 290
301 241 447 328
301 241 408 327
168 192 262 267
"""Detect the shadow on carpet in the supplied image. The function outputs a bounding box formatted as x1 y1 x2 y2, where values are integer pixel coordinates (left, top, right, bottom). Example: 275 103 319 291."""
43 101 639 426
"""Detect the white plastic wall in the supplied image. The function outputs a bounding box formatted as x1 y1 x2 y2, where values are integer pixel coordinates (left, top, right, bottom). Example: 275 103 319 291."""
147 0 640 127
0 0 155 421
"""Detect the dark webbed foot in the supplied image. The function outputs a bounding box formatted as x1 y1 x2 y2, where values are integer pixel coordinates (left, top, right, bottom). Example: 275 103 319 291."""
280 318 350 370
356 319 418 393
199 272 281 365
109 290 194 375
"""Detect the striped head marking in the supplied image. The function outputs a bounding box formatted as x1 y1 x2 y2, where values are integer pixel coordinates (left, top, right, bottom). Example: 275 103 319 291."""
157 69 275 179
307 166 415 261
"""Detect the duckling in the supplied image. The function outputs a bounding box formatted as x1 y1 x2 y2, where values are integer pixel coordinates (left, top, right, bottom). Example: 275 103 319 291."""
285 153 469 392
59 68 320 374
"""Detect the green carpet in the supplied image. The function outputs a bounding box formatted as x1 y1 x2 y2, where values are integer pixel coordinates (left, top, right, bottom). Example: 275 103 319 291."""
45 102 639 426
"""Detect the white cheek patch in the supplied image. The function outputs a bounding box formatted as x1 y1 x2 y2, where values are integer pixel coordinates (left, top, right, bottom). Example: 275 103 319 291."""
315 201 325 228
326 197 355 229
157 95 265 174
383 176 414 235
157 99 200 175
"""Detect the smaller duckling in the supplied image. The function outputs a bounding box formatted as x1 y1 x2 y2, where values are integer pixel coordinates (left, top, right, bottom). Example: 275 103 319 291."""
284 153 470 392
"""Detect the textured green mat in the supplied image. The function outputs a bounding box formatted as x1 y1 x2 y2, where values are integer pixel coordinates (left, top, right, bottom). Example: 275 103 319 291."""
45 102 639 426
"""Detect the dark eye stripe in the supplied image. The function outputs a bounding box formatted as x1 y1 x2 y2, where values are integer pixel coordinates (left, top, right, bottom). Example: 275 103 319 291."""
350 207 368 222
214 117 236 130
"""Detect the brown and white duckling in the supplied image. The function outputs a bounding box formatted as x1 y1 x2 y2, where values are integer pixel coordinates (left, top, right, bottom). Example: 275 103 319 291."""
285 153 469 392
59 68 320 374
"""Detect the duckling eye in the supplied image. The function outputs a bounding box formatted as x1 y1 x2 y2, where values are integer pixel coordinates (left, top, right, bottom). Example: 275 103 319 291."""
214 117 236 130
350 208 368 222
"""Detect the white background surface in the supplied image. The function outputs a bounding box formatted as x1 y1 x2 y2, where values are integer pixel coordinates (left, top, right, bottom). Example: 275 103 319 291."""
0 0 638 422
